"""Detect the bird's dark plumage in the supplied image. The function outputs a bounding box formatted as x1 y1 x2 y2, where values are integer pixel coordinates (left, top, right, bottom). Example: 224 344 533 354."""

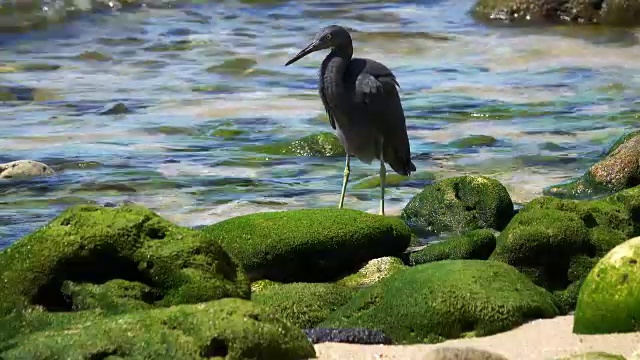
285 24 415 214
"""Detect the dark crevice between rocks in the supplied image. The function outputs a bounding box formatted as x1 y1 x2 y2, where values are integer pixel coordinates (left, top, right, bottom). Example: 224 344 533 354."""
200 338 228 358
88 349 119 360
31 248 158 312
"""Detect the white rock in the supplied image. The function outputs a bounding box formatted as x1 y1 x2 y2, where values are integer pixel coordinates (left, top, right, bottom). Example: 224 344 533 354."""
0 160 55 179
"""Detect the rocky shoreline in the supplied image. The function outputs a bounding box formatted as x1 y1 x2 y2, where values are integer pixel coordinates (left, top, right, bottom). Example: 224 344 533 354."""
1 130 640 359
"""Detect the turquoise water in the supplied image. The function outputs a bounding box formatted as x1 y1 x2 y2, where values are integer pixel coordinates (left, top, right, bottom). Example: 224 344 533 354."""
1 0 640 248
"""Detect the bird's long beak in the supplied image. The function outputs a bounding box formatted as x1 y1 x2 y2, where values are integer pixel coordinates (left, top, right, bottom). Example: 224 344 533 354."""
285 40 320 66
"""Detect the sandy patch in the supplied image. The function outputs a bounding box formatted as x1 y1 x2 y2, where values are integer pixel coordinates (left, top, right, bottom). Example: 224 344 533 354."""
313 316 639 360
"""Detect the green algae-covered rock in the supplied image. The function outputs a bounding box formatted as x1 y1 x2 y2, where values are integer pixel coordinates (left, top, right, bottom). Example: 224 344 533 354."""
0 204 250 317
251 282 355 328
321 260 558 344
244 132 345 157
447 135 498 149
401 175 514 235
60 279 160 313
336 257 407 288
352 171 436 190
490 195 634 291
0 298 315 360
545 131 640 200
409 229 496 265
574 236 640 334
200 208 411 282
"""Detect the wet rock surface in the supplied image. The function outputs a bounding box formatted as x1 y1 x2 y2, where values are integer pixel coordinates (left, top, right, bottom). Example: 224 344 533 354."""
303 328 393 345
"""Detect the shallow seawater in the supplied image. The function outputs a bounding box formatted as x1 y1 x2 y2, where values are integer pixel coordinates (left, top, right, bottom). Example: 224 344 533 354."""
1 0 640 247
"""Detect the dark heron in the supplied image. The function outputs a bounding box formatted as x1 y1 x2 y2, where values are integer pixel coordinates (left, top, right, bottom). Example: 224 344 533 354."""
285 25 416 216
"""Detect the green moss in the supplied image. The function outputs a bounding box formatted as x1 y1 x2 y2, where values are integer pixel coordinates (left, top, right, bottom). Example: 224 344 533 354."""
523 196 634 256
336 257 407 288
250 280 281 294
557 352 626 360
211 128 247 139
489 207 591 289
352 171 436 190
0 298 315 360
0 204 250 318
552 279 584 315
206 58 257 75
409 229 496 265
243 132 345 157
76 51 112 61
321 260 558 344
60 279 159 314
200 208 411 282
574 236 640 334
251 282 354 328
544 131 640 199
490 195 634 297
401 175 514 235
447 135 497 149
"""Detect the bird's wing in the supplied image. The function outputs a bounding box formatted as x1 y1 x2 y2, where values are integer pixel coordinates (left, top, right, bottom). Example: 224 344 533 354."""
319 82 337 130
350 59 415 175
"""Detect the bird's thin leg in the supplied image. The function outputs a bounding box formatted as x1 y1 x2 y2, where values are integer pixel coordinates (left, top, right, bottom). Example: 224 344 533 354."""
379 150 386 216
339 154 351 209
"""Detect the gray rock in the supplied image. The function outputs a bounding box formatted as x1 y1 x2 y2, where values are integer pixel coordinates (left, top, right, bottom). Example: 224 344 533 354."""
424 347 510 360
303 328 392 345
0 160 54 179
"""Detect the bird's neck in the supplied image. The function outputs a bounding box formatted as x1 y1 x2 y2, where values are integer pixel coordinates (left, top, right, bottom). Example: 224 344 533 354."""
320 46 352 96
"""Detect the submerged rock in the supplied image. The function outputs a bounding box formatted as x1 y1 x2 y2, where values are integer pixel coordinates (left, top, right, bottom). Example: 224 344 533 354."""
471 0 640 26
545 131 640 199
447 135 498 149
0 160 55 179
251 282 355 329
200 208 411 282
320 260 558 344
0 298 316 360
0 204 250 319
573 236 640 334
352 171 436 190
243 132 345 157
304 328 392 345
409 229 496 265
401 175 514 235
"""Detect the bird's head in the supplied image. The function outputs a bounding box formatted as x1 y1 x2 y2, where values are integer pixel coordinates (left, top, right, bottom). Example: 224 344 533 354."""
285 25 352 66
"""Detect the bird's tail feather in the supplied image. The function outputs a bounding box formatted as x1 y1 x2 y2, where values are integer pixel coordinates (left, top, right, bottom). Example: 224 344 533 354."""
384 142 415 176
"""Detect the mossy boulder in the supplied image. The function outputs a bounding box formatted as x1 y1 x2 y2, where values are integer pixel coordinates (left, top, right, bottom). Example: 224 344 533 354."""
320 260 558 344
60 279 160 314
0 298 315 360
471 0 640 26
574 236 640 334
200 208 411 282
251 282 355 328
545 131 640 199
0 204 250 318
401 175 514 235
409 229 496 265
490 195 634 294
243 132 345 157
336 257 408 287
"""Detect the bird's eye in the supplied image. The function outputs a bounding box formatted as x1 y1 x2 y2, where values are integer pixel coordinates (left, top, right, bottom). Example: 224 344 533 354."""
325 34 332 40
